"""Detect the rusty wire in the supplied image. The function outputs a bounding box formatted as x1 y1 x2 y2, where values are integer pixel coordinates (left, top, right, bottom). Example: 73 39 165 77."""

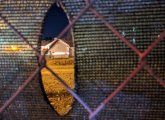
0 0 165 119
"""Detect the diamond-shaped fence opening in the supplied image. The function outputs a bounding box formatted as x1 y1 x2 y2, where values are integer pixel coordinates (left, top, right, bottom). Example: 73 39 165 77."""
0 0 165 120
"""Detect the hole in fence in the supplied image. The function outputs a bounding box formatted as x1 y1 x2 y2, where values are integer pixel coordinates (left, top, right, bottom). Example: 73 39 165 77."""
40 2 75 116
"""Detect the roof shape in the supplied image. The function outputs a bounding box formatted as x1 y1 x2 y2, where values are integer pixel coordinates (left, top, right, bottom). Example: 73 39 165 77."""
44 38 70 49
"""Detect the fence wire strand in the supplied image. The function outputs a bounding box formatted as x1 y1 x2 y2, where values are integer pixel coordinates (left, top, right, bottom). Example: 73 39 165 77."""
0 15 40 57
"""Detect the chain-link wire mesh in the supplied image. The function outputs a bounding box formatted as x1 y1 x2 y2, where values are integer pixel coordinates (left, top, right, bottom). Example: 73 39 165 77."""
0 0 165 119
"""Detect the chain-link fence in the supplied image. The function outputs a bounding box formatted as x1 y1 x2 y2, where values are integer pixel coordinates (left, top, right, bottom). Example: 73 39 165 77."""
0 0 165 119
